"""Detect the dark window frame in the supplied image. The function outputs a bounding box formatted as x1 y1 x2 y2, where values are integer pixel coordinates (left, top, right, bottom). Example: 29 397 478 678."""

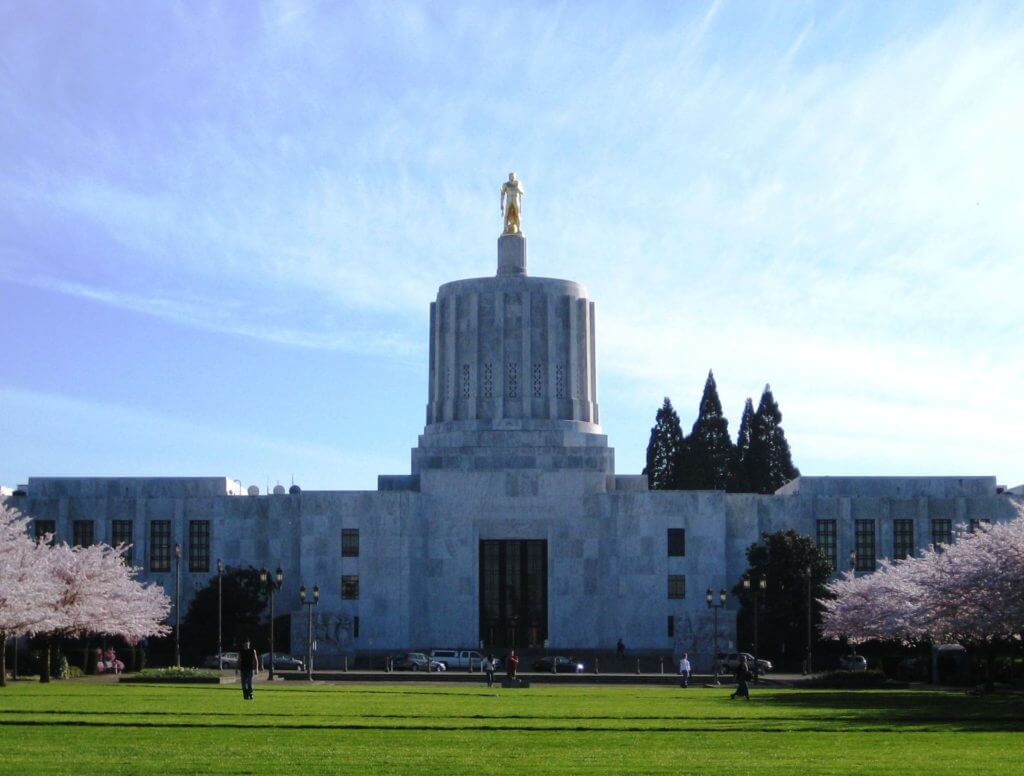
931 518 952 548
816 519 837 571
34 519 56 545
893 519 915 560
667 528 685 557
72 520 94 547
667 574 686 599
854 519 876 572
342 575 360 600
150 520 172 572
341 528 360 558
111 520 134 566
188 520 210 573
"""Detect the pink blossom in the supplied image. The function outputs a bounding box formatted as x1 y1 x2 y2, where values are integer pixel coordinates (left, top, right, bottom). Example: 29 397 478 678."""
821 504 1024 645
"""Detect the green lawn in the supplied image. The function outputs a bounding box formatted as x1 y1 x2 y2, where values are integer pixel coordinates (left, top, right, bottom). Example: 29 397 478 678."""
1 680 1022 774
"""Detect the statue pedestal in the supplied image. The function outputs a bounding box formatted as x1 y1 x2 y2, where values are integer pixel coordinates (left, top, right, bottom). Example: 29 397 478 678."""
497 233 527 276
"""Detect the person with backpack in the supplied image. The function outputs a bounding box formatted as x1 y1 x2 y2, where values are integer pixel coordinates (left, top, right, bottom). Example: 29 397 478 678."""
730 657 752 700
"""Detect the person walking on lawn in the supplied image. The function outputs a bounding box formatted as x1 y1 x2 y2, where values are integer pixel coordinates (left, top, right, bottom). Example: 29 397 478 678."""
678 653 692 688
730 657 752 700
482 654 496 688
238 640 261 700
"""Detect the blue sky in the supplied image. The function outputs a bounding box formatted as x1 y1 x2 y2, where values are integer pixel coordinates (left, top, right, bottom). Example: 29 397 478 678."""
2 0 1022 491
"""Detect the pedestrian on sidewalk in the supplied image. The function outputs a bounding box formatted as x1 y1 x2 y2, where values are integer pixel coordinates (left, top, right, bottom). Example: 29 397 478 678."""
482 654 496 688
506 650 519 682
678 653 691 688
616 638 626 659
238 639 261 700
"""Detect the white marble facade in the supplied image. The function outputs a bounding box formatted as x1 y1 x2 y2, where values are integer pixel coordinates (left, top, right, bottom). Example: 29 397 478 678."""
5 234 1022 669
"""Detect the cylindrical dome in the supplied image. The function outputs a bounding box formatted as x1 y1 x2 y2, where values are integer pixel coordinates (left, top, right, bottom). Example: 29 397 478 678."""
425 273 599 432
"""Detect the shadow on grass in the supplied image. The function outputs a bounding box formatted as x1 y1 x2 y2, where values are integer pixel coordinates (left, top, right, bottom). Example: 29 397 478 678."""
761 690 1024 732
1 718 1001 734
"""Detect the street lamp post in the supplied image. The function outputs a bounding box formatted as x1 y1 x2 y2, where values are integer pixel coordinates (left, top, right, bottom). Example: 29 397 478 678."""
299 584 320 681
743 575 767 680
259 566 284 681
805 565 813 675
174 543 182 667
217 559 224 671
705 587 727 685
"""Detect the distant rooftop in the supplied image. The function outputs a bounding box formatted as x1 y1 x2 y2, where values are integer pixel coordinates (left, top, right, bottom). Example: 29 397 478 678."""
776 476 998 499
24 477 244 499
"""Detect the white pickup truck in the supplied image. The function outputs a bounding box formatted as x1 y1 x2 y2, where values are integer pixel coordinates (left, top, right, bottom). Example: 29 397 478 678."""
430 649 501 670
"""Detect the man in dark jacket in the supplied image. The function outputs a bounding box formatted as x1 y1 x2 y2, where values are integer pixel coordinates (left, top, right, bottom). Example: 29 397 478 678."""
238 640 261 700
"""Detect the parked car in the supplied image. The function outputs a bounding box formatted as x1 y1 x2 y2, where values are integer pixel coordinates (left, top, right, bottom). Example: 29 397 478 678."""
839 654 868 672
430 649 501 670
716 652 772 674
393 652 447 671
259 652 305 671
533 656 584 673
202 652 239 669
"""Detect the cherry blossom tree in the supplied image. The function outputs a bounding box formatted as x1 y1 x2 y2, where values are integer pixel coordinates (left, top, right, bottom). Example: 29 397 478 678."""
38 542 170 681
0 506 62 687
821 504 1024 680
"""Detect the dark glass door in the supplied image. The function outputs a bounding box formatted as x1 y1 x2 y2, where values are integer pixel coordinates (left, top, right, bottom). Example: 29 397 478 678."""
479 540 547 648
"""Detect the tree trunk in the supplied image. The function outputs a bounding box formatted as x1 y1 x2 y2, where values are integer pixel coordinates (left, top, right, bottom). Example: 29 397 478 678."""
986 642 997 692
1 633 7 688
40 637 51 683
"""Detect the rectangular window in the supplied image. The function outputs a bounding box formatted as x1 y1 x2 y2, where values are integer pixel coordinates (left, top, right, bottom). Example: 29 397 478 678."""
111 520 134 566
342 575 360 600
667 528 685 557
353 616 360 639
667 615 675 638
854 520 876 572
931 518 952 548
72 520 94 547
667 574 686 599
893 519 915 560
816 520 837 571
150 520 172 572
188 520 210 572
341 528 360 557
34 519 56 544
969 518 990 533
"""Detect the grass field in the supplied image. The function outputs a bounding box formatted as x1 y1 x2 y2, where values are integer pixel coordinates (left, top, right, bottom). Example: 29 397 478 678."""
1 680 1022 774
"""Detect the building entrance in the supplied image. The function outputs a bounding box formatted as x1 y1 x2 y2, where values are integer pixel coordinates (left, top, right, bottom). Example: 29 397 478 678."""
479 540 548 649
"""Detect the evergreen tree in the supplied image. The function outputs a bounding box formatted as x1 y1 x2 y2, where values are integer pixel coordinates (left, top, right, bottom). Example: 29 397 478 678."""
677 370 734 490
643 397 684 489
727 397 755 493
732 530 832 670
181 567 269 664
745 385 800 494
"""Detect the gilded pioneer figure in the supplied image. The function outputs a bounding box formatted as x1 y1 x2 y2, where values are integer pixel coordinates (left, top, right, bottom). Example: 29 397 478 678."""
500 172 524 234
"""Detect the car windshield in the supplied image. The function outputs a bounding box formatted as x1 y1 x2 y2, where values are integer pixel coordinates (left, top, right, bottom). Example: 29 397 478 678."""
409 653 425 659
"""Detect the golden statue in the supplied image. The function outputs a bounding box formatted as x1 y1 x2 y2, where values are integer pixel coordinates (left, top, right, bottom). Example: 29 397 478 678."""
500 172 524 235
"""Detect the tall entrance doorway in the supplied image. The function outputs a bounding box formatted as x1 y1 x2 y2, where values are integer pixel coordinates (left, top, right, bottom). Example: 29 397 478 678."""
479 540 548 649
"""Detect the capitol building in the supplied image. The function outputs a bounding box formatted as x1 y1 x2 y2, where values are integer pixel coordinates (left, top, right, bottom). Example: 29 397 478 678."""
6 180 1021 668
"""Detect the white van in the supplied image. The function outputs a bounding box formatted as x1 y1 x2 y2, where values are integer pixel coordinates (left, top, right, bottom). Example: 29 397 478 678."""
430 649 499 670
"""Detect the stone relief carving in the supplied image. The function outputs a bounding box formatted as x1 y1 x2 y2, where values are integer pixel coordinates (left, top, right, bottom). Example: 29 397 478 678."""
306 612 354 649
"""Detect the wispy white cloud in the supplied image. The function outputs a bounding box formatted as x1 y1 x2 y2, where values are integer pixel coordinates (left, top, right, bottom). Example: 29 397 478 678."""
1 1 1022 483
